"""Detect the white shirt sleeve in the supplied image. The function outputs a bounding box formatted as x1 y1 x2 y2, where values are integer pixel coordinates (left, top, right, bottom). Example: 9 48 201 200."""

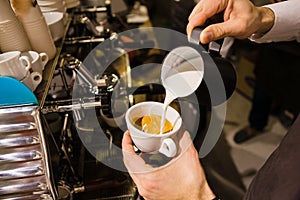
249 0 300 43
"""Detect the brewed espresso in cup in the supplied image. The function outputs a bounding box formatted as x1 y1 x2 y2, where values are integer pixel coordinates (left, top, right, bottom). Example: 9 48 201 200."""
133 114 173 134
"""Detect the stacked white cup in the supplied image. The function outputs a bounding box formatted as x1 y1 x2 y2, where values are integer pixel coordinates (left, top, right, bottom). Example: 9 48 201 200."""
0 0 31 52
20 70 43 92
43 12 65 41
0 50 46 91
38 0 67 13
21 50 49 91
0 51 31 80
0 1 53 92
37 0 68 24
11 1 57 60
21 51 49 75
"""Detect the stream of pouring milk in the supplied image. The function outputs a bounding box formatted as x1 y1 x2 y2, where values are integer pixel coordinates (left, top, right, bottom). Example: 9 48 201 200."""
160 70 204 134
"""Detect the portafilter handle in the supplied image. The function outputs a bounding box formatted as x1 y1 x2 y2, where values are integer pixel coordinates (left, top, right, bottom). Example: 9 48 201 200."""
62 54 98 94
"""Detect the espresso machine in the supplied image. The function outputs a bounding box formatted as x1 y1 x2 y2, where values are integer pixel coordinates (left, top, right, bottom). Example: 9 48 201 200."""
0 2 141 199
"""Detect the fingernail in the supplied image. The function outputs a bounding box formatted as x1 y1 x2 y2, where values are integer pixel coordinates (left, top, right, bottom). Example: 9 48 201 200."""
206 32 213 42
204 32 213 43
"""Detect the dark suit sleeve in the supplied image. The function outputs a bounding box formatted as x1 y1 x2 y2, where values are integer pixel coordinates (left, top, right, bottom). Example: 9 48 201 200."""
244 115 300 200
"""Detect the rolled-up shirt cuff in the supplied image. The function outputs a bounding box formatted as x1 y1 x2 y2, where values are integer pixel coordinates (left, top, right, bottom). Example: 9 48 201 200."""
249 1 300 43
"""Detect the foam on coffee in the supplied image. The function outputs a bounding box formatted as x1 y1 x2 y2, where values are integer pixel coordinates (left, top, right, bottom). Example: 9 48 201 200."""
133 114 173 134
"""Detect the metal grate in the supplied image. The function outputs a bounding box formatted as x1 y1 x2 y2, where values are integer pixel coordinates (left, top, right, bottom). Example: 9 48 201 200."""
0 105 55 199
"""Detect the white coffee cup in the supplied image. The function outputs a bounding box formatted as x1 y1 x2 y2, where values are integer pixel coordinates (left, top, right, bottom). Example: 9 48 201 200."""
125 101 182 157
21 51 48 74
43 12 65 42
0 51 31 80
21 71 42 91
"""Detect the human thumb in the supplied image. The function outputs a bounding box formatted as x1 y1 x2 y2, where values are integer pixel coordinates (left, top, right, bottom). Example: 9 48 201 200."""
200 22 233 44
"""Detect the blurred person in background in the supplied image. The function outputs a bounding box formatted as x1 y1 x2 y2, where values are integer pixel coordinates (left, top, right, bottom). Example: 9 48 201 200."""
233 0 300 144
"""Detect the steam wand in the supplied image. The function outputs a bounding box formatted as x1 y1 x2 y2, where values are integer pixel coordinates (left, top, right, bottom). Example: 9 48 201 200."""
41 97 109 114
